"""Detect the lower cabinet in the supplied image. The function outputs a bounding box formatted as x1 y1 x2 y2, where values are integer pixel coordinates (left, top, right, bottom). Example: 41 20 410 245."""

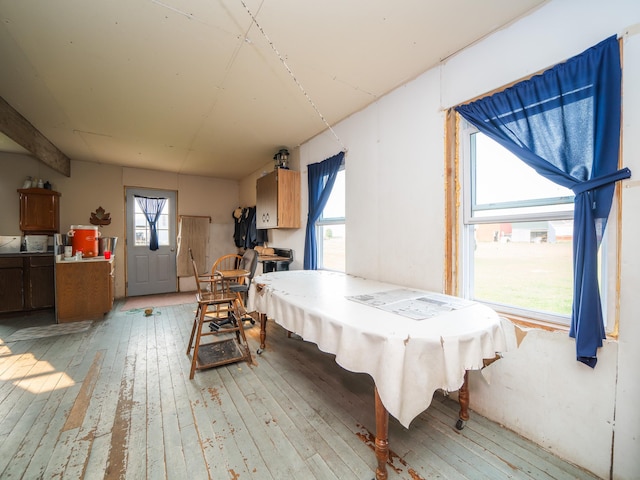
0 257 25 313
0 254 55 314
0 255 114 320
29 255 55 309
56 259 115 323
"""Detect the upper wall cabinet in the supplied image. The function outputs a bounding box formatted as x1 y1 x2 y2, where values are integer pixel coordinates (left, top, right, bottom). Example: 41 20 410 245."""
256 169 300 229
18 188 61 234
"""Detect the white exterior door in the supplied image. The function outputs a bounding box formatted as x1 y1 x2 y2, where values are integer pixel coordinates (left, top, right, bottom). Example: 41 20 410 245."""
126 187 177 296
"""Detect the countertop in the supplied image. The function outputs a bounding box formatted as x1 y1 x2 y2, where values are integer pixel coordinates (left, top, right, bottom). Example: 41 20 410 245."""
55 254 114 263
0 252 113 262
0 251 55 258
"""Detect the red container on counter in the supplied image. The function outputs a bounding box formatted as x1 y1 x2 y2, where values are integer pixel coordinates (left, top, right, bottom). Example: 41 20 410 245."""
67 225 101 257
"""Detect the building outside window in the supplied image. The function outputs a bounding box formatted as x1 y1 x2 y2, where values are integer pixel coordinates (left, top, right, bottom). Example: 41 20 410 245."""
317 167 345 271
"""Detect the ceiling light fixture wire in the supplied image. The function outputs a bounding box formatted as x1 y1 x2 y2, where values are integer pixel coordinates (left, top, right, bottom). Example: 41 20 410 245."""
151 0 195 20
239 0 347 153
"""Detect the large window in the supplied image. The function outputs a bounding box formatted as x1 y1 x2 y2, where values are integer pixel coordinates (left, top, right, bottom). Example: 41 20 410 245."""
454 37 626 366
461 123 580 325
316 167 345 271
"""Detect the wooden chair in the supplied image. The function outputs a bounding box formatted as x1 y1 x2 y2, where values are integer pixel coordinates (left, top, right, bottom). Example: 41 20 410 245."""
207 253 243 329
209 251 258 328
186 248 252 379
210 253 243 276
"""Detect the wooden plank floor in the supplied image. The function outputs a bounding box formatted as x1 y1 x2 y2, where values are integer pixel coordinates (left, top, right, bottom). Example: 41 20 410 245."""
0 302 601 480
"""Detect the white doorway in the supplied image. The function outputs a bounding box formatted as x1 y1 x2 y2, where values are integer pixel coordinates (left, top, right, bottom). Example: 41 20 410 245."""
125 187 177 296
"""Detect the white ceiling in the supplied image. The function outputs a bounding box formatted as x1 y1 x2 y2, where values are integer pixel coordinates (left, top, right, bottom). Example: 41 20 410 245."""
0 0 546 180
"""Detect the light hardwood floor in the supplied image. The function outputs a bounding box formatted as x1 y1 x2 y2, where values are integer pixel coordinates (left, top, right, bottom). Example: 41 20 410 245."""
0 302 601 480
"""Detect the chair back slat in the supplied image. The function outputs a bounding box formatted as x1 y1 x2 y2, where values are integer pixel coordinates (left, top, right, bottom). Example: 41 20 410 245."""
211 253 243 275
190 248 239 303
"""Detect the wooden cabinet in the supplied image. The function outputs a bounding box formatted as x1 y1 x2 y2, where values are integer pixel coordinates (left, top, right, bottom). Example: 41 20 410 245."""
0 254 54 313
0 257 25 313
18 188 61 234
28 255 55 309
256 169 300 229
55 259 114 323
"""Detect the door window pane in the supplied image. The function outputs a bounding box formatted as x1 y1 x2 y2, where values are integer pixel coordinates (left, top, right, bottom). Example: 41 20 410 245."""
134 199 170 247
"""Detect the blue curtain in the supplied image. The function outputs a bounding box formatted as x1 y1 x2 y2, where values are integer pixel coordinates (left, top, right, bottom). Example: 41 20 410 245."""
455 35 631 368
135 195 167 251
304 152 345 270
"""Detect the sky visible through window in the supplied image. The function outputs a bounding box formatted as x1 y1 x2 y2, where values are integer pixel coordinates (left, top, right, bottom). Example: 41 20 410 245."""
475 133 573 207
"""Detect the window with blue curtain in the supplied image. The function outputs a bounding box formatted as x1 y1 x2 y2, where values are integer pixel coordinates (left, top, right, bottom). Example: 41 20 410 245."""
304 151 345 270
315 167 346 271
455 35 631 368
135 195 167 251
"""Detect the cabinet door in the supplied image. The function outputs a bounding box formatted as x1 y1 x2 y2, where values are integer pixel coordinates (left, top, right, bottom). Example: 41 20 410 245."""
56 261 111 322
0 258 24 313
256 172 278 228
276 169 300 228
19 189 61 233
28 256 55 309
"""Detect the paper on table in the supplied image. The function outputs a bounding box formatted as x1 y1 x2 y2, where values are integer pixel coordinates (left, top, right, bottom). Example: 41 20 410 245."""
347 289 473 320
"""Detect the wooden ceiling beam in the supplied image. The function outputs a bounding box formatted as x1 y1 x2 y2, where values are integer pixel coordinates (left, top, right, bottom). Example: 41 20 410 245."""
0 96 71 177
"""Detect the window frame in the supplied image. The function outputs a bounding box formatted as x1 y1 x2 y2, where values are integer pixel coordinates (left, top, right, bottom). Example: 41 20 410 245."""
133 198 171 247
316 165 345 271
448 111 620 333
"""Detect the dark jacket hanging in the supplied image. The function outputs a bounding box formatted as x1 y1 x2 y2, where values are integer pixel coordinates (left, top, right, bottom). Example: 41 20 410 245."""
233 206 268 249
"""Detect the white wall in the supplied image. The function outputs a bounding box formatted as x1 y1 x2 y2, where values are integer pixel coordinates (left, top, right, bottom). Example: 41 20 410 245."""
440 3 640 478
287 1 640 478
122 166 239 291
613 22 640 480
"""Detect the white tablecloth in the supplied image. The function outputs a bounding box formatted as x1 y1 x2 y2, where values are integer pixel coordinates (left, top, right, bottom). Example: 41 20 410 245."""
249 270 506 428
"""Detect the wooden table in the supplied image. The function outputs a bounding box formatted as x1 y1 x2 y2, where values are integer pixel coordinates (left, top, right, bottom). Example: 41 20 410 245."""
250 270 506 480
215 268 249 280
214 268 249 292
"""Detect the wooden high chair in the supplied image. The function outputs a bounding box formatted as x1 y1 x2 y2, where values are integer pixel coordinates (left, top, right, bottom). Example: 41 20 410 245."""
210 250 258 327
186 249 252 379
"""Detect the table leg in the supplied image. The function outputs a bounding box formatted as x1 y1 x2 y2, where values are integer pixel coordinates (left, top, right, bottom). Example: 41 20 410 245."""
456 370 470 430
374 387 389 480
257 312 267 354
